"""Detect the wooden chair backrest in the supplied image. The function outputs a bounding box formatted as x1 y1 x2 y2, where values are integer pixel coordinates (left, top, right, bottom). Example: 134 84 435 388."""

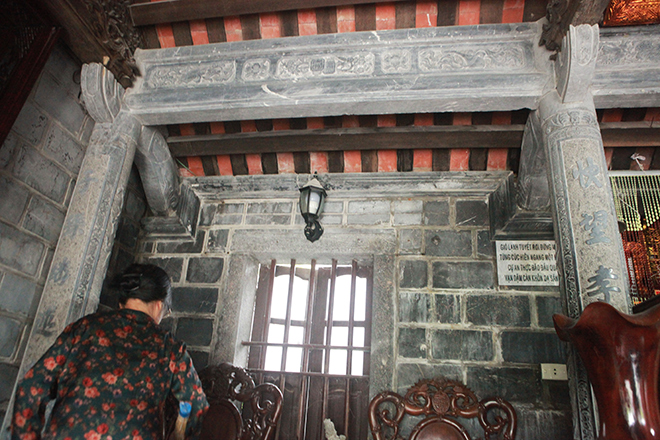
369 376 517 440
198 363 283 440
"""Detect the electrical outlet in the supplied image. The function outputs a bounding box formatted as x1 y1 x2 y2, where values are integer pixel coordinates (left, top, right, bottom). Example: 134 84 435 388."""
541 363 568 381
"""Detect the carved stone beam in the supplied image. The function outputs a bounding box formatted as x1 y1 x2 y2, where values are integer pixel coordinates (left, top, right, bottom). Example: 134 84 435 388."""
517 23 599 212
555 24 599 103
17 65 141 373
137 127 180 216
540 0 611 52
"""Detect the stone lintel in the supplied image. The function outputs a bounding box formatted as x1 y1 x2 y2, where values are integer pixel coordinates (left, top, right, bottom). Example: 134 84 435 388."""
126 22 551 125
125 23 660 125
188 171 511 202
593 26 660 109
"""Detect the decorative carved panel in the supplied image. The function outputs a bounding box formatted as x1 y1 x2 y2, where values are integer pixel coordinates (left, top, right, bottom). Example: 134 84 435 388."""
603 0 660 26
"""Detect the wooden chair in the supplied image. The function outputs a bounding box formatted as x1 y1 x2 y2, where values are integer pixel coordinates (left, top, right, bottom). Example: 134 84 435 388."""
369 376 517 440
197 363 283 440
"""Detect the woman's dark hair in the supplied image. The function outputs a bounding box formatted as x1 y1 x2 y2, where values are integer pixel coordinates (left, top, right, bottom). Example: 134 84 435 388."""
118 264 171 307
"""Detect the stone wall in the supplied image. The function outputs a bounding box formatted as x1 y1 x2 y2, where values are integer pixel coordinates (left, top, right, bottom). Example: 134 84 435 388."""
0 46 94 421
136 173 572 439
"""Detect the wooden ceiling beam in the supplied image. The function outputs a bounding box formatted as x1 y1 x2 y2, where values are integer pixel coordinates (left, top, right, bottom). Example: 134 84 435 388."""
130 0 410 27
166 122 660 157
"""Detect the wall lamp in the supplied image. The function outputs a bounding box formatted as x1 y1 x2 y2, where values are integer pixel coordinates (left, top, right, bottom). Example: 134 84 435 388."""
299 174 327 242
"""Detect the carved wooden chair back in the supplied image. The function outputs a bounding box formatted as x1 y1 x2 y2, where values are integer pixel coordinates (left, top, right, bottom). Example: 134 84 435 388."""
369 376 517 440
198 363 283 440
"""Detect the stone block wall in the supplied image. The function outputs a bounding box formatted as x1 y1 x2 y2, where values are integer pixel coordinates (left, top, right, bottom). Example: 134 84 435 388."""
135 174 572 439
0 46 94 420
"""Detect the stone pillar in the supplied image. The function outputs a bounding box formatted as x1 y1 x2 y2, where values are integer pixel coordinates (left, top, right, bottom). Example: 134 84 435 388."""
17 65 141 372
538 24 631 440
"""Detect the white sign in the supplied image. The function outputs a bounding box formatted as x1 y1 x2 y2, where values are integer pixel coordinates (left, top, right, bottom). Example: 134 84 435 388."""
496 240 559 286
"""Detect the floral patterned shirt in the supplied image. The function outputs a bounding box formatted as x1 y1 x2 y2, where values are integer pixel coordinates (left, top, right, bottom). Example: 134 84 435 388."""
12 309 209 440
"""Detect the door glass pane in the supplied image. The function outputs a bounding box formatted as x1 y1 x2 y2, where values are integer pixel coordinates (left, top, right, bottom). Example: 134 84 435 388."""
328 349 347 375
271 273 290 320
286 347 303 372
289 326 305 344
354 277 367 321
264 346 283 371
291 275 309 321
333 275 351 321
331 326 348 346
352 327 365 348
351 351 364 376
268 324 285 343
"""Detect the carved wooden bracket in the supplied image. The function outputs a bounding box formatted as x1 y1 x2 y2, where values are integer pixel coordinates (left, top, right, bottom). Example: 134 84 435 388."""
540 0 611 53
34 0 140 88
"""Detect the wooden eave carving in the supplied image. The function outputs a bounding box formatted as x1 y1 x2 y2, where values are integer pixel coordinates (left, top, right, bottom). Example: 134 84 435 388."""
35 0 140 88
540 0 612 51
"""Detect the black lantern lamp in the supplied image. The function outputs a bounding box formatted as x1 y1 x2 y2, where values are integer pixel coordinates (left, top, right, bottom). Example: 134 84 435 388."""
299 174 327 242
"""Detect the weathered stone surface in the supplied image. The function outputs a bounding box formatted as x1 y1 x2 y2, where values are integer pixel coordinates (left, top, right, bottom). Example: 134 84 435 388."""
42 124 85 174
172 287 218 313
399 229 422 254
124 190 147 223
0 317 23 358
0 175 30 224
455 200 489 227
175 318 214 346
467 366 541 404
146 257 184 283
245 214 291 226
424 201 450 226
23 197 66 244
466 295 531 327
399 260 427 288
35 71 86 134
501 331 566 364
399 292 430 323
207 229 229 253
0 273 38 315
425 230 472 257
536 295 562 328
247 202 293 214
476 230 494 258
432 262 494 289
189 350 210 370
11 102 49 145
393 201 423 225
433 294 460 324
230 229 396 258
2 136 70 204
0 363 19 402
157 231 205 254
0 223 45 277
347 213 390 225
396 363 463 395
115 217 140 250
398 328 426 358
186 258 224 283
515 408 573 440
431 329 493 361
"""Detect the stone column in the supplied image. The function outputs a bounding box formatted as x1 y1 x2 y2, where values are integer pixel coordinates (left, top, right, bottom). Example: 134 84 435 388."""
538 24 630 440
17 65 141 372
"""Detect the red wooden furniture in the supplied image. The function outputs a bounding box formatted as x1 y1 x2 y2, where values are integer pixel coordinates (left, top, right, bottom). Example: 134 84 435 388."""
197 363 283 440
368 376 517 440
554 301 660 440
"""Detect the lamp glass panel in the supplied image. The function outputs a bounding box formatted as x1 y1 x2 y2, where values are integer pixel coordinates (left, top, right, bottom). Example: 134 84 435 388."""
308 191 322 215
